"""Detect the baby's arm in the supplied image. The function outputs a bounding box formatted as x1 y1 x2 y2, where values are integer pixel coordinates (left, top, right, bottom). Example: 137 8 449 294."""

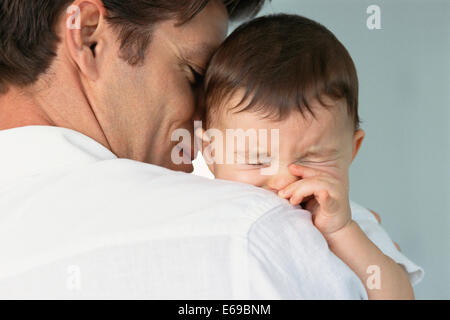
325 220 414 299
351 203 424 287
278 164 414 299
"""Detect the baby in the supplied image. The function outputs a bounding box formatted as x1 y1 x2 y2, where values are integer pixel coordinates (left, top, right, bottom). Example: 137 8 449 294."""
196 14 415 299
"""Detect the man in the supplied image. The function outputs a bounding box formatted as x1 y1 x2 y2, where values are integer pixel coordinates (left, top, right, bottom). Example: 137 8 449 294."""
0 0 421 299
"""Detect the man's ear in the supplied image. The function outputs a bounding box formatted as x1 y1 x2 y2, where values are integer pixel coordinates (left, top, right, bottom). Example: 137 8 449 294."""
64 0 106 81
351 129 365 162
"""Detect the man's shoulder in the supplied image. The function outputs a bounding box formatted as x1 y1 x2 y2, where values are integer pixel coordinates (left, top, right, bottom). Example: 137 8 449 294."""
65 157 286 221
0 157 367 299
0 157 297 276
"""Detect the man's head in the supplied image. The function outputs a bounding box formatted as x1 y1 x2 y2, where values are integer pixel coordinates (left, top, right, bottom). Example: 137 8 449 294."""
198 14 365 191
0 0 266 172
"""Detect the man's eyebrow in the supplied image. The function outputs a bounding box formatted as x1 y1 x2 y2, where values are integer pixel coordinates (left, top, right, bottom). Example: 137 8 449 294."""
183 42 217 67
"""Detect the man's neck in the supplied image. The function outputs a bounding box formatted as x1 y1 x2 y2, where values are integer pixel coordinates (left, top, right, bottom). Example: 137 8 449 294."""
0 88 53 130
0 84 112 152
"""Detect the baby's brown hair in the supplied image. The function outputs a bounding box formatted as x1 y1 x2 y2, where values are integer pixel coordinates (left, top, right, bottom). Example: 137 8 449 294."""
204 14 360 129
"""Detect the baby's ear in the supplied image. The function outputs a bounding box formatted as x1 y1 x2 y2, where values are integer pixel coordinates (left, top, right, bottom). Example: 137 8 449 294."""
194 127 215 168
351 129 365 162
194 127 211 152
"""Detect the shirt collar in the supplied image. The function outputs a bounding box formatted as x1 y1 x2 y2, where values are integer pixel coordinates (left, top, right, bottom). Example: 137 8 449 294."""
0 125 117 184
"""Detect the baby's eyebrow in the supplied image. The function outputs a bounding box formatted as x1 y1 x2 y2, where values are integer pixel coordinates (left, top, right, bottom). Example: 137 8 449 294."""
300 148 339 158
234 149 270 155
234 150 271 162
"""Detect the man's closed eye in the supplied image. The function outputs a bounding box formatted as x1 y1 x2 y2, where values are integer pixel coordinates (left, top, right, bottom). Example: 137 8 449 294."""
188 65 204 88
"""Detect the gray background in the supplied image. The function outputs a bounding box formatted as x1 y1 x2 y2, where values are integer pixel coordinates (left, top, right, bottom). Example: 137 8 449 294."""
250 0 449 299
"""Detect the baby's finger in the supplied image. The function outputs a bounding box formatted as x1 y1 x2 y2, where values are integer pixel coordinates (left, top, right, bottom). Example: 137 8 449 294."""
278 179 303 199
278 176 323 199
289 179 329 206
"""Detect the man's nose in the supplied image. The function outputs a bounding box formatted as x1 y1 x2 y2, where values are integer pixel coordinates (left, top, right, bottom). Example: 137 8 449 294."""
265 170 299 192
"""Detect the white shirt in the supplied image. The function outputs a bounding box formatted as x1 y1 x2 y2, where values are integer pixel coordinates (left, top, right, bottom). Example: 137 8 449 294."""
0 126 423 299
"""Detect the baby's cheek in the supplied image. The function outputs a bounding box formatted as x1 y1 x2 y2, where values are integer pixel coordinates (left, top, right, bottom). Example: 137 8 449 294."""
215 165 266 187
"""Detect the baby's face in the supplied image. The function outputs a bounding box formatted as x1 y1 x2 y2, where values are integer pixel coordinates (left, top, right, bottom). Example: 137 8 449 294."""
202 94 364 193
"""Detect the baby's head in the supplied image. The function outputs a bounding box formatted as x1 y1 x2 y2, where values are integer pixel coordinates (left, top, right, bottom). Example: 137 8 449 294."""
197 14 365 192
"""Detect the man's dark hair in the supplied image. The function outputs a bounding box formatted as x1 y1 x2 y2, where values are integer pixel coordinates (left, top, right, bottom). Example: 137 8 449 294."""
0 0 266 94
204 14 360 129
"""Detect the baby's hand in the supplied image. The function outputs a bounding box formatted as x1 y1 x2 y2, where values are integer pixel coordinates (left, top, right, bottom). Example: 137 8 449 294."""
278 164 352 240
